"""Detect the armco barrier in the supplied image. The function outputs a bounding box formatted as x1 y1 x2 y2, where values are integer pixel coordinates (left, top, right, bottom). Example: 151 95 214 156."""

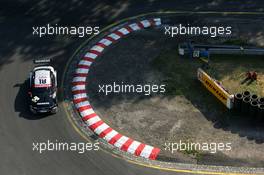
251 94 258 102
72 18 161 160
234 93 243 112
241 97 251 114
233 91 264 119
197 68 234 109
179 43 264 56
257 104 264 121
249 101 258 118
258 97 264 104
243 91 251 98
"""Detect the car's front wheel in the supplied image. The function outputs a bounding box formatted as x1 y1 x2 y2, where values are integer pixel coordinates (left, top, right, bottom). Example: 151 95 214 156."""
50 106 58 114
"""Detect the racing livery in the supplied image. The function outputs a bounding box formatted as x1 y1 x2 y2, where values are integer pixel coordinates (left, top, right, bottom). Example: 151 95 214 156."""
28 60 58 114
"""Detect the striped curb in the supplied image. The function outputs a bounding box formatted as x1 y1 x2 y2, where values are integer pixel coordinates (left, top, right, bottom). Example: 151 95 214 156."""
71 18 161 160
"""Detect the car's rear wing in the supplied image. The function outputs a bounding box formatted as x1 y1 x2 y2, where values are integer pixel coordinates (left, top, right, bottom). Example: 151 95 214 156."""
33 58 52 64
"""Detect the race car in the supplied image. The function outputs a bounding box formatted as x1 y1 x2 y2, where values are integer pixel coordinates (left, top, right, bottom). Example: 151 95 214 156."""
28 59 58 114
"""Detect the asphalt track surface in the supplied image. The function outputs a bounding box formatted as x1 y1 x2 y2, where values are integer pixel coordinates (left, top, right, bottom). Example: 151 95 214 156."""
1 1 264 175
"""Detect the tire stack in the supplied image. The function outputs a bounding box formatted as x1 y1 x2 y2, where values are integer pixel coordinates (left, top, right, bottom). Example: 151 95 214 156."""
234 91 264 122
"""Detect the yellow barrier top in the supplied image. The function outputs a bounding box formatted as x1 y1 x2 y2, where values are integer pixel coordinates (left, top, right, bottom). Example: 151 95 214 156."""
197 68 233 109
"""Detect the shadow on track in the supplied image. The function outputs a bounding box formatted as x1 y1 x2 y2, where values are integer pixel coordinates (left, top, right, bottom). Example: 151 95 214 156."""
14 79 50 120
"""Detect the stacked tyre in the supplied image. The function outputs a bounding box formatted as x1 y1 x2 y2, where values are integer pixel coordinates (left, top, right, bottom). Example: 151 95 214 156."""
234 91 264 122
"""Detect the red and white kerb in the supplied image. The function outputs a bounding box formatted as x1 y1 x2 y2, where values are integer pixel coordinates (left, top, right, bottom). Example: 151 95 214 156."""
72 18 161 160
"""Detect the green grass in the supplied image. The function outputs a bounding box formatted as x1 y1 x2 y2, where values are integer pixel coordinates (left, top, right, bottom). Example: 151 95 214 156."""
209 54 264 96
152 50 264 98
151 49 201 96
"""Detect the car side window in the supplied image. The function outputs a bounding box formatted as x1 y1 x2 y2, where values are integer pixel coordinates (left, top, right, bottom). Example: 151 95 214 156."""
31 74 35 88
50 72 55 89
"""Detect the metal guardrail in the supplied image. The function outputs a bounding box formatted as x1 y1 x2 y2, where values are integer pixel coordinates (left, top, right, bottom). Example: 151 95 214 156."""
179 43 264 56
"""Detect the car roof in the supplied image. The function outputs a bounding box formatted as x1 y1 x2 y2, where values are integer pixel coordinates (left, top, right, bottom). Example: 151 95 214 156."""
34 69 52 88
